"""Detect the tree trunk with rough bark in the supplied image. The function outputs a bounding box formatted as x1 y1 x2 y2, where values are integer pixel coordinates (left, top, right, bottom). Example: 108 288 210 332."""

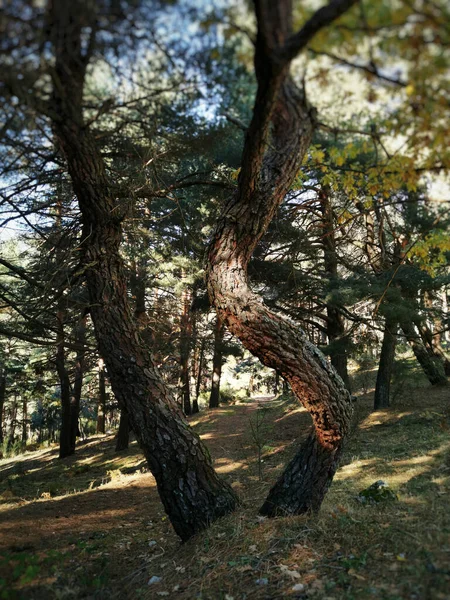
374 319 397 409
207 0 355 517
47 1 238 541
209 317 224 409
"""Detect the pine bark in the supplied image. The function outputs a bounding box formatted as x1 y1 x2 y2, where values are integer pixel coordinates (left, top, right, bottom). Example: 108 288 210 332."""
374 319 397 409
206 1 354 517
209 317 224 409
47 1 238 541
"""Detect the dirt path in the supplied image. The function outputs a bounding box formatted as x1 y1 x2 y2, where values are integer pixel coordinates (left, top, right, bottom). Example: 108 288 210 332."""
0 396 310 598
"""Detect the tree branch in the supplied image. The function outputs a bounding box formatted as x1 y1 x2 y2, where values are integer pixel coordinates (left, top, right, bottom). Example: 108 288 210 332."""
281 0 359 62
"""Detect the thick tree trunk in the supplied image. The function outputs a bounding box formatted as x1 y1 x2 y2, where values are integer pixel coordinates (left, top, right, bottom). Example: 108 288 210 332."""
374 319 397 409
96 358 107 434
401 321 447 386
48 1 238 541
209 317 224 409
207 2 354 517
0 369 6 446
260 432 343 515
115 408 130 451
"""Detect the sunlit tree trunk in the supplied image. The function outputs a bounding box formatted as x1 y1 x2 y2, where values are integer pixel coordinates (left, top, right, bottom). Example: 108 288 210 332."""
207 0 355 517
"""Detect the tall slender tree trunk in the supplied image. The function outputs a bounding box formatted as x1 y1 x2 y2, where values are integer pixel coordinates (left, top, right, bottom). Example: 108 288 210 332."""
97 358 107 434
179 283 192 415
70 313 87 452
21 397 27 444
193 337 205 414
56 309 73 459
115 408 130 451
47 1 238 541
401 321 447 386
415 291 450 376
374 319 397 409
0 369 6 446
209 317 224 409
320 189 351 392
207 1 355 517
274 371 280 395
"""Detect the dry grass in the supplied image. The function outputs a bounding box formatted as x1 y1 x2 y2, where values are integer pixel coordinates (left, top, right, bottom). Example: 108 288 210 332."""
0 375 449 600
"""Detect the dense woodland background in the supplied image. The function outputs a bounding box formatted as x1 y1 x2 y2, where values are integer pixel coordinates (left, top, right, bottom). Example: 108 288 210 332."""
0 0 449 598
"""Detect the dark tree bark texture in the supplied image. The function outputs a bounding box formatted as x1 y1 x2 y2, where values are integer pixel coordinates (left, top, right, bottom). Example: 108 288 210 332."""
115 408 130 452
47 1 238 541
207 0 356 517
374 319 397 409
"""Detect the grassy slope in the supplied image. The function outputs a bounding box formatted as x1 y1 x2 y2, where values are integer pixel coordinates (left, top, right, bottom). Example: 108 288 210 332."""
0 372 449 600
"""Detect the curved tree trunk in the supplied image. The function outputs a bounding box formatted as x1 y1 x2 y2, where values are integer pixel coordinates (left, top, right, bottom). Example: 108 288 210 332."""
374 319 397 409
47 1 238 541
207 1 354 517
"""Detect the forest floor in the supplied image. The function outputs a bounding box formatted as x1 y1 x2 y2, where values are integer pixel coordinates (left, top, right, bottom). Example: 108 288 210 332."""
0 382 449 600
